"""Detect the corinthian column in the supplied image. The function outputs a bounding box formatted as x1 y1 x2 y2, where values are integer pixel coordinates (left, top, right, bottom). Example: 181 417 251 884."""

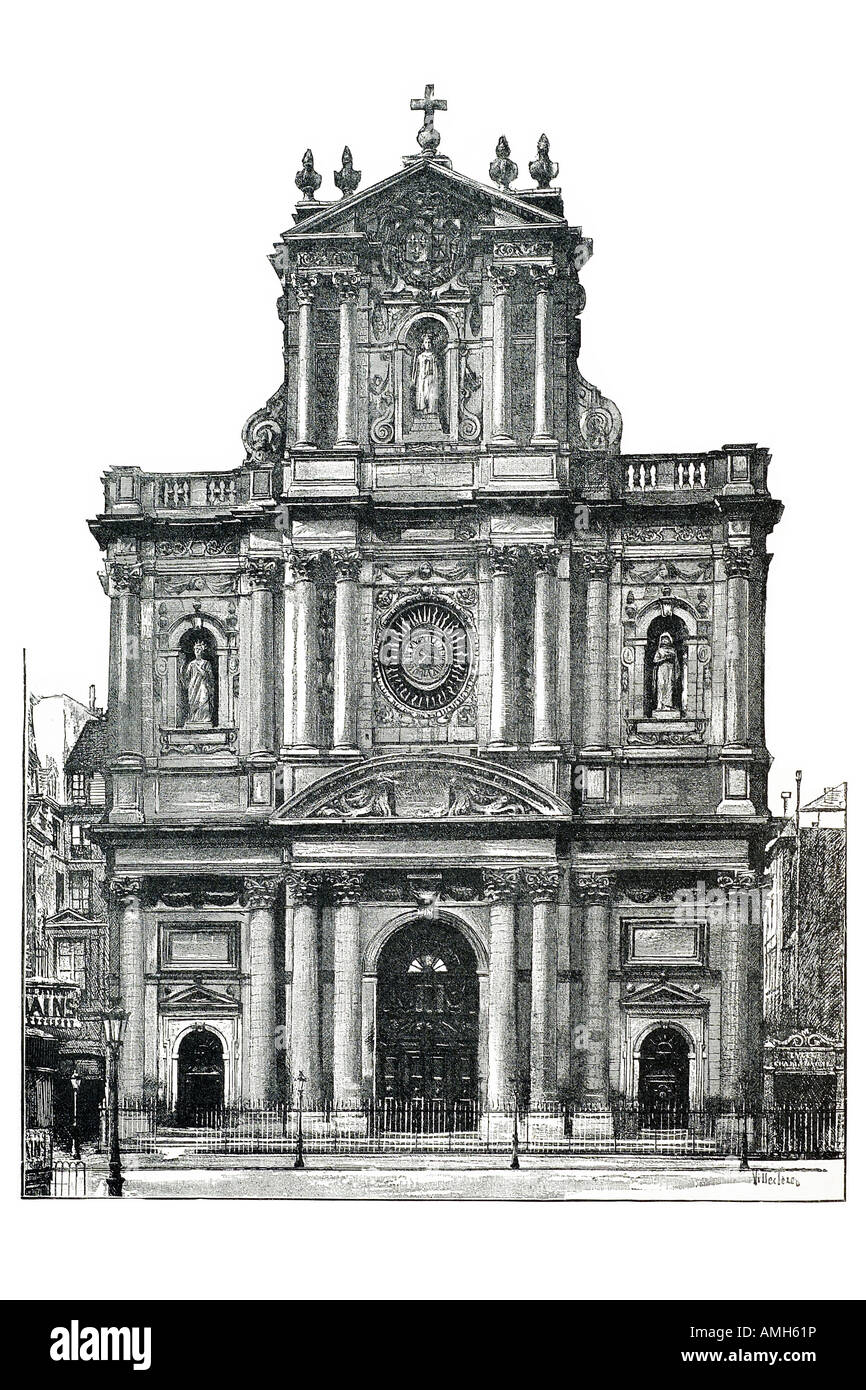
576 873 613 1103
483 870 520 1109
331 550 362 751
527 868 561 1104
246 876 279 1103
530 264 557 444
247 557 279 755
334 271 361 448
114 878 144 1098
331 872 363 1109
722 545 753 747
293 273 318 448
719 869 758 1104
487 547 517 747
582 551 613 750
288 551 320 750
287 871 322 1102
108 563 142 755
529 545 560 748
490 266 515 443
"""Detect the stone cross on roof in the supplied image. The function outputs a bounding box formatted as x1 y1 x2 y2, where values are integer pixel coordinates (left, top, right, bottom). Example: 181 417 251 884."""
411 83 447 156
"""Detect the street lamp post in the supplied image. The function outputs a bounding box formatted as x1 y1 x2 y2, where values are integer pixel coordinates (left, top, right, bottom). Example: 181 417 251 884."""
70 1069 82 1161
101 1004 129 1198
294 1070 306 1170
509 1074 520 1171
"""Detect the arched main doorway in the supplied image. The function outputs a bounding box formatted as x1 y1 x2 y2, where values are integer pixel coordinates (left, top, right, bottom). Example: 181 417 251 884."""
638 1026 690 1127
376 921 479 1131
176 1028 225 1123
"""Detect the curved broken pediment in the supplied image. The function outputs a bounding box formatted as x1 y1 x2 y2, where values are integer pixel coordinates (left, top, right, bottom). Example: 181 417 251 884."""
272 753 570 823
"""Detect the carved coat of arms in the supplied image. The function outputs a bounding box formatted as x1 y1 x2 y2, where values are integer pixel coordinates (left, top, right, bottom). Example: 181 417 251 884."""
367 182 478 290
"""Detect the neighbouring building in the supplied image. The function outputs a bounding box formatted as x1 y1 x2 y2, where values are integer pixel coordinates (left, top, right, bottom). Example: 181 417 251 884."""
85 91 783 1132
25 690 109 1139
762 783 846 1108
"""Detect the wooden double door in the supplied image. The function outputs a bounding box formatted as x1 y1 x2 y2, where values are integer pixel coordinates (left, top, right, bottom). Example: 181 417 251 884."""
376 922 479 1130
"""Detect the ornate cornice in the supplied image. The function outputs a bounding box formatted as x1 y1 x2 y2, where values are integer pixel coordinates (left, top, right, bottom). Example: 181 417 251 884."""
482 869 521 904
244 876 281 910
285 871 322 907
329 871 364 905
575 871 615 905
525 868 562 903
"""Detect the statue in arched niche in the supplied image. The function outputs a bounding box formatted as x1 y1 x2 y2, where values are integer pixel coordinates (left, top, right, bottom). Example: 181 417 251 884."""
412 331 441 418
183 637 216 728
652 631 681 715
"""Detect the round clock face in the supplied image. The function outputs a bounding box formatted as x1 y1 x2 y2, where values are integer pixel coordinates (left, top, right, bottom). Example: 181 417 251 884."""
378 600 471 712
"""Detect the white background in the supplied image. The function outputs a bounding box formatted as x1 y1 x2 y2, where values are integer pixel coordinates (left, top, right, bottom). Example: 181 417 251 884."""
0 0 862 1302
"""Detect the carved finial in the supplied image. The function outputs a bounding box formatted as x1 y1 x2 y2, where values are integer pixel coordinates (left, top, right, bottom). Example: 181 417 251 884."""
295 148 322 202
334 146 361 198
489 135 518 191
529 133 559 189
410 83 447 156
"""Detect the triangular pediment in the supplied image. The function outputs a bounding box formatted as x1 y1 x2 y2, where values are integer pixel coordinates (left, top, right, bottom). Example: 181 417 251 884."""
273 753 571 823
160 981 238 1009
45 909 100 928
624 980 707 1007
280 158 567 242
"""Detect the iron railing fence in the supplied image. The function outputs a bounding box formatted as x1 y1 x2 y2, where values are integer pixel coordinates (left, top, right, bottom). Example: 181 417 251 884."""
51 1160 87 1197
96 1102 846 1159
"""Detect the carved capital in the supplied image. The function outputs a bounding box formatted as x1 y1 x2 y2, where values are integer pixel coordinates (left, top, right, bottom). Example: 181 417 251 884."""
287 550 320 583
328 871 364 905
112 877 143 906
489 264 517 297
486 545 519 577
575 871 615 905
529 263 558 290
723 545 754 579
109 563 142 596
332 269 362 302
482 869 521 904
244 876 281 910
527 543 561 575
581 550 613 580
331 549 362 583
291 271 319 307
525 868 562 903
247 556 281 590
285 870 322 907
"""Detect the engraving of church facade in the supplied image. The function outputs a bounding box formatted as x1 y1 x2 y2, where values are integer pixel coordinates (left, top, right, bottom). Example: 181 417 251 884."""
87 89 783 1133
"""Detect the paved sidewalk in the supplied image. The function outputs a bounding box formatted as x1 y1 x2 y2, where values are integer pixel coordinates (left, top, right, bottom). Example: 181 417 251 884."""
80 1153 844 1201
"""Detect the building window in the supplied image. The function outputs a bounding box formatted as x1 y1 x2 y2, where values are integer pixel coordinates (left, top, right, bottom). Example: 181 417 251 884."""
55 872 64 909
70 821 89 858
69 772 88 804
68 873 91 915
55 938 86 989
89 773 106 807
